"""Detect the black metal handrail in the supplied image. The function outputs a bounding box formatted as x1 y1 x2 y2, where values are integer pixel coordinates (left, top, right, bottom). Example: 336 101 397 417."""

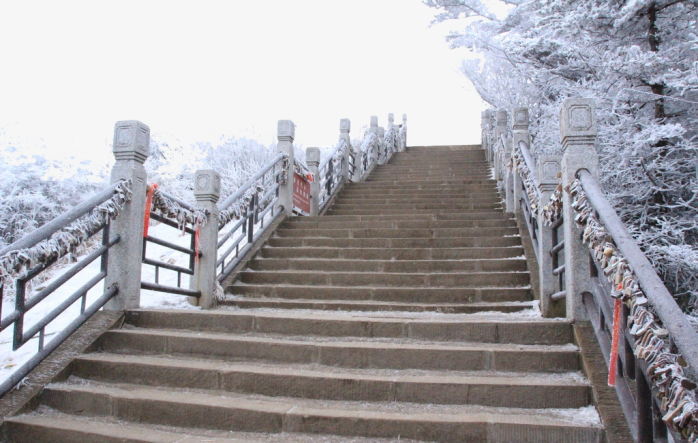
0 181 130 399
318 139 347 211
140 188 206 299
216 154 287 282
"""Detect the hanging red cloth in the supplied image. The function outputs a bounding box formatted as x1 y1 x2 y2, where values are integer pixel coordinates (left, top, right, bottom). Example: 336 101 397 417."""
608 295 622 386
143 184 158 237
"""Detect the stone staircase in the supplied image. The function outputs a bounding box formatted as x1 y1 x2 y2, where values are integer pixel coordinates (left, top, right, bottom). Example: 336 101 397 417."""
2 145 603 442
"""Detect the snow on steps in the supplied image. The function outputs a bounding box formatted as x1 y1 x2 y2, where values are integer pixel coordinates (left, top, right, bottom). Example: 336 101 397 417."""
2 145 603 442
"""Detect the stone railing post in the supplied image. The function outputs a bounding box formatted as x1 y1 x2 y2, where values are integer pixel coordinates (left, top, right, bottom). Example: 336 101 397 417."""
369 116 379 166
537 156 564 318
104 120 150 311
485 109 496 164
561 98 599 320
306 147 321 217
511 108 530 212
276 120 295 216
481 111 489 163
387 113 395 160
494 109 508 181
189 169 220 309
377 127 386 165
400 114 407 151
503 136 514 213
339 118 352 184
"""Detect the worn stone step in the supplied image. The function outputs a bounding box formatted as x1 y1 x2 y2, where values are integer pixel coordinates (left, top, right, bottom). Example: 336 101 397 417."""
330 202 502 211
362 178 496 185
36 383 601 442
281 219 516 230
98 329 579 372
238 270 530 288
305 212 514 222
123 309 570 345
259 246 524 261
248 257 527 273
273 227 519 239
227 284 532 304
343 183 498 191
338 193 500 201
221 297 534 314
326 209 504 216
71 353 589 408
267 236 522 249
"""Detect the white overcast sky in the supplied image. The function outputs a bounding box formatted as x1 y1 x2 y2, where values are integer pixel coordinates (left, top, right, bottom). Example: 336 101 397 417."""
0 0 486 164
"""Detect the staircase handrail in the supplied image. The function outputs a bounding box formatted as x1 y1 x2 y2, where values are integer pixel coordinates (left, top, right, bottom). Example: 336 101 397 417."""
318 139 348 211
0 179 132 399
218 153 286 216
486 101 698 442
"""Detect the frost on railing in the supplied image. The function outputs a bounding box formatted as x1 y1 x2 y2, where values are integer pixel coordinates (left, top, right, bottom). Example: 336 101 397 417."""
0 180 132 283
541 185 563 225
216 153 287 282
150 188 209 232
318 139 347 209
569 178 698 440
513 148 540 213
293 159 314 182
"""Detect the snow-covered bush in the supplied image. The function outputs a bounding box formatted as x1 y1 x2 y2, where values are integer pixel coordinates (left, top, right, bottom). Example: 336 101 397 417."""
425 0 698 312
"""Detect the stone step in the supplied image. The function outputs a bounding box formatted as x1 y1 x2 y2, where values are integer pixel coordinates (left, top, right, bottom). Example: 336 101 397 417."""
326 211 502 216
258 246 524 260
238 270 530 288
221 297 535 314
368 171 491 178
337 193 501 201
304 212 514 221
34 382 602 442
123 309 570 345
248 257 528 273
273 226 519 239
267 236 522 249
329 203 502 211
70 353 590 408
227 284 532 303
281 218 516 230
338 191 500 199
98 329 579 372
362 178 496 185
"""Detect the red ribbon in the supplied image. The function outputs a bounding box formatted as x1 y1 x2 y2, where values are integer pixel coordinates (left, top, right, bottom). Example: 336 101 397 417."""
608 296 622 386
143 183 158 238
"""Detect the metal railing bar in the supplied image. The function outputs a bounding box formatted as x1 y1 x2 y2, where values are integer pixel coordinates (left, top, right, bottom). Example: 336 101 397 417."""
517 140 539 185
142 258 194 276
551 240 565 255
217 209 283 283
552 264 566 276
157 189 198 213
21 271 107 345
577 169 698 372
318 140 346 173
148 213 196 235
140 281 201 298
552 216 564 230
217 230 246 267
550 290 567 301
0 182 122 257
22 236 120 314
217 217 247 248
260 183 280 208
218 153 285 211
0 284 118 399
144 235 197 256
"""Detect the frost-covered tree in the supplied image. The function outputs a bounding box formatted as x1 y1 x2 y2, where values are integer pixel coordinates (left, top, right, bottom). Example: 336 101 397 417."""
425 0 698 312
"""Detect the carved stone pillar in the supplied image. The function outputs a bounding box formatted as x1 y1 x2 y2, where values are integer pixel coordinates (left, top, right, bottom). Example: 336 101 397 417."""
537 156 564 318
377 127 386 165
560 98 599 320
494 109 508 181
306 147 321 216
189 170 220 309
400 114 407 152
105 120 149 311
511 108 530 212
369 116 379 167
276 120 295 216
339 119 352 184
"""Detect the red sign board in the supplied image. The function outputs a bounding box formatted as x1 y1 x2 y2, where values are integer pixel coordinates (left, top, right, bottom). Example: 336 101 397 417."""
293 172 311 215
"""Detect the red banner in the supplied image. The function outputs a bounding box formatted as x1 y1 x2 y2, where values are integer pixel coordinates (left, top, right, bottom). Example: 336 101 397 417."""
293 172 311 215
